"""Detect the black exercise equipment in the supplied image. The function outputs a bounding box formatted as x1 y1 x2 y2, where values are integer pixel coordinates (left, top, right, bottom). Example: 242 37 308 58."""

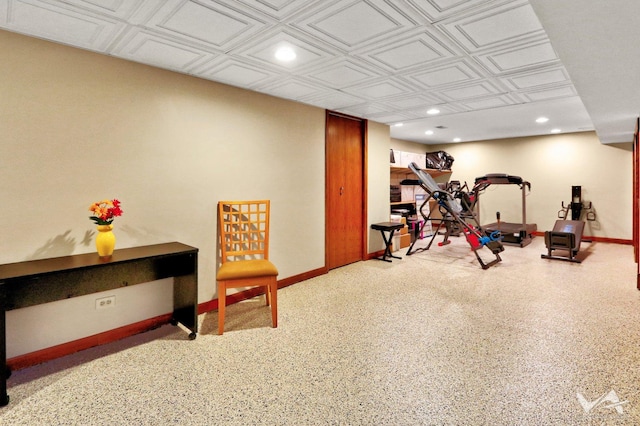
425 150 454 170
541 186 595 263
403 162 504 270
473 174 537 247
558 186 596 222
541 220 585 263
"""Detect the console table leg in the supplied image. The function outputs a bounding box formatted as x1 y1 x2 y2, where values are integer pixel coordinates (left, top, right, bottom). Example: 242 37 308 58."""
173 266 198 339
0 307 8 406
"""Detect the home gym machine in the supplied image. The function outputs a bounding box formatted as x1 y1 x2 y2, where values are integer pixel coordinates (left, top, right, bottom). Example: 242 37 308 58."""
403 162 504 270
473 174 537 247
541 186 596 263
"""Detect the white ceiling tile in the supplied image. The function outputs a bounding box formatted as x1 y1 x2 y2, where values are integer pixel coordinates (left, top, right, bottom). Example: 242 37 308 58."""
341 102 388 116
198 58 277 87
363 31 456 71
502 67 570 90
294 0 416 49
250 40 321 67
306 59 380 88
384 94 443 110
313 3 394 45
112 30 211 71
210 64 272 87
405 0 495 21
344 79 414 100
475 40 558 73
313 3 394 44
233 0 322 19
161 3 249 45
45 0 146 19
304 90 366 110
0 0 603 144
367 112 415 124
81 0 122 11
459 95 514 109
3 0 125 50
256 79 324 100
463 5 542 46
438 81 502 101
232 28 332 70
413 103 465 116
141 0 268 49
383 103 466 123
430 0 487 10
248 0 292 8
372 39 440 68
440 0 544 52
521 86 577 102
406 60 483 88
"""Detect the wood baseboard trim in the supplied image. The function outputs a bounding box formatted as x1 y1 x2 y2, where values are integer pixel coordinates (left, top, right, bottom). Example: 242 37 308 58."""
532 231 632 245
278 266 328 289
198 266 327 314
8 266 329 372
367 250 386 260
7 314 173 371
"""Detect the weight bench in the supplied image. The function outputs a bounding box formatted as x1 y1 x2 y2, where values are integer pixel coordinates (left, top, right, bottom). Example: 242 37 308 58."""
541 220 585 263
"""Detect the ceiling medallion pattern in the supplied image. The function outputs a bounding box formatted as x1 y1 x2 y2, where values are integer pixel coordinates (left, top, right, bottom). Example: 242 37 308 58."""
0 0 594 143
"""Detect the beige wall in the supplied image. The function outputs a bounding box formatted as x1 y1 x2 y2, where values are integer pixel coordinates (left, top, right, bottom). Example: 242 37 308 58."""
367 121 393 252
0 30 390 357
392 133 632 240
8 24 630 359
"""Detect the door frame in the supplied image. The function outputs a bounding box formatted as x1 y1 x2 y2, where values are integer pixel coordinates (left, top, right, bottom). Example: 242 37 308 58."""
634 117 639 288
325 110 368 269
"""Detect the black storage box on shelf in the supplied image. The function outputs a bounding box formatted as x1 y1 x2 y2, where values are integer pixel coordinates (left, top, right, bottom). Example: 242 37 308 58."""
390 185 401 202
425 151 454 170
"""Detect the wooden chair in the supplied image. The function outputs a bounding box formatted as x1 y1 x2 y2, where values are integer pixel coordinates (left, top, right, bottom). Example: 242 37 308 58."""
216 200 278 335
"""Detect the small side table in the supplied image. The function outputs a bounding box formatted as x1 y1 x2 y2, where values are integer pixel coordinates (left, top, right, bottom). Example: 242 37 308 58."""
407 217 424 241
371 222 405 262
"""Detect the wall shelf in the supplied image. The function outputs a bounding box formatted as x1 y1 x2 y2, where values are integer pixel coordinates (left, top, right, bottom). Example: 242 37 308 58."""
390 166 451 178
390 166 452 217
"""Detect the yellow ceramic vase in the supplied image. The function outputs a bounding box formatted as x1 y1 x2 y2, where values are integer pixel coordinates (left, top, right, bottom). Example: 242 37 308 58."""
96 224 116 258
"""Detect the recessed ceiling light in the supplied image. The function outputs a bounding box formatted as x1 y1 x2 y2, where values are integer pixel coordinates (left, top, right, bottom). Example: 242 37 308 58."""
536 117 549 123
425 130 434 135
393 123 403 127
275 46 296 62
453 138 461 142
427 108 440 115
550 128 562 134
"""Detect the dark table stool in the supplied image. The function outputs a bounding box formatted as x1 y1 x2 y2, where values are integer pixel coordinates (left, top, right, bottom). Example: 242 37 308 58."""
371 222 405 262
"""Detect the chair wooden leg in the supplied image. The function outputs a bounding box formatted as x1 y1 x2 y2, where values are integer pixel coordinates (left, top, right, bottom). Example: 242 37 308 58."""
218 282 226 335
270 278 277 328
264 284 271 306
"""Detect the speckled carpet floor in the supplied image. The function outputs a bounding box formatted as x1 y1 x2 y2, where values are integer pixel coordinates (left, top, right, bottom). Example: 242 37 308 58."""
1 237 639 425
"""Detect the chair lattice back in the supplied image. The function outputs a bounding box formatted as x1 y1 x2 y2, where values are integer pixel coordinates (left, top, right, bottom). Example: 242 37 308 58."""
218 200 270 263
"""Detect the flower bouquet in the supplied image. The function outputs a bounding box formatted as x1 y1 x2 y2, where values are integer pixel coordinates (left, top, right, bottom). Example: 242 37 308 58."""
89 199 123 225
89 199 122 258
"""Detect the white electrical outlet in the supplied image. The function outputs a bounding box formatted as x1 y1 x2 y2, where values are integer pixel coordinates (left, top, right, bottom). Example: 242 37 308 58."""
95 295 116 310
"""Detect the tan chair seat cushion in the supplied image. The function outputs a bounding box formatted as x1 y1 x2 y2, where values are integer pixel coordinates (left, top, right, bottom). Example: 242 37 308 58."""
216 259 279 281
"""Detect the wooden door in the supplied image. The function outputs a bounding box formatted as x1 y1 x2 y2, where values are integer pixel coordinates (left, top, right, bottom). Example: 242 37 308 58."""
326 111 365 269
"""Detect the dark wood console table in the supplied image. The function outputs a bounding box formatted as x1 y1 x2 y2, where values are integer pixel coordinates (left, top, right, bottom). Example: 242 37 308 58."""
0 242 198 406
